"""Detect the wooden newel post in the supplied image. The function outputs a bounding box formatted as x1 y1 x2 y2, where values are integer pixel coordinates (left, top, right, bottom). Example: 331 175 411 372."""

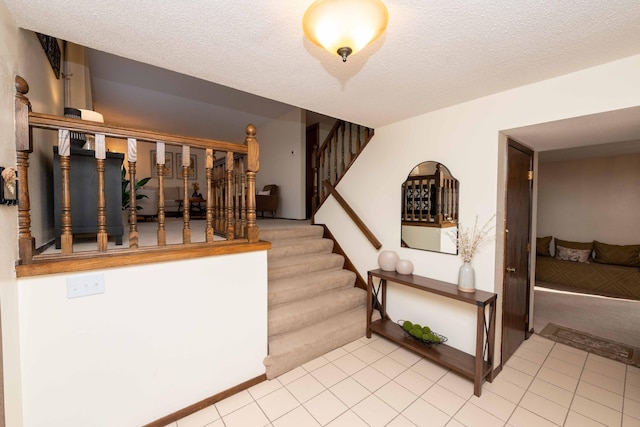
245 124 259 242
15 76 35 264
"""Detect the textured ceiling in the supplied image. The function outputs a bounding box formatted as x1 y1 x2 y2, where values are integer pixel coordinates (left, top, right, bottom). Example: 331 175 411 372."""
5 0 640 148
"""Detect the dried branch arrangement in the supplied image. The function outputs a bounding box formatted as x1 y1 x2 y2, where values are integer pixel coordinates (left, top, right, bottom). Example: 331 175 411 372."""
450 214 496 263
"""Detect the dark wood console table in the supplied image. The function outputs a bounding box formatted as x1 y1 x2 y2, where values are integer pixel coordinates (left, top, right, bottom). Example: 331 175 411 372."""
366 269 497 397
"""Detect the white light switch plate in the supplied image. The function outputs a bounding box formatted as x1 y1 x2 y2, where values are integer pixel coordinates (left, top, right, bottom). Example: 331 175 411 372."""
67 273 105 299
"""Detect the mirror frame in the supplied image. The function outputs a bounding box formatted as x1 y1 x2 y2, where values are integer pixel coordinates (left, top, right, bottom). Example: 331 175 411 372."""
401 161 459 254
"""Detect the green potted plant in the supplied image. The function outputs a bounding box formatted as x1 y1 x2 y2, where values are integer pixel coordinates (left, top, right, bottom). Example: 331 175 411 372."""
121 166 151 210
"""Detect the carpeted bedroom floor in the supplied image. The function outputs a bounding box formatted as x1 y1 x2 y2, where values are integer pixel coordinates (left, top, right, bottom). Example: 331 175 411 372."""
533 286 640 349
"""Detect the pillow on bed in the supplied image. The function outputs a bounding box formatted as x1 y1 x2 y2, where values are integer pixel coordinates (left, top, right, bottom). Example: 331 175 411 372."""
257 190 271 196
593 241 640 268
536 236 552 257
554 238 593 254
555 245 591 263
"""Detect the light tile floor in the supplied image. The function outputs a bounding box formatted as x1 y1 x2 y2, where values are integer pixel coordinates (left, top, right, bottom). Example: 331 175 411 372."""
170 334 640 427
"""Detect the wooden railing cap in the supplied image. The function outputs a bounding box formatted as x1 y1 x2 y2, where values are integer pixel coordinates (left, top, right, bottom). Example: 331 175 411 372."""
15 75 29 95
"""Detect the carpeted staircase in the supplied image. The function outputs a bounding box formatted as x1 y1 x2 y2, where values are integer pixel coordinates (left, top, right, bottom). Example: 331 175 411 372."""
261 225 369 379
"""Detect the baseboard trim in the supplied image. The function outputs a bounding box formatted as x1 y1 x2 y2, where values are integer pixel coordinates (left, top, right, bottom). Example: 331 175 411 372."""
491 363 502 380
143 374 267 427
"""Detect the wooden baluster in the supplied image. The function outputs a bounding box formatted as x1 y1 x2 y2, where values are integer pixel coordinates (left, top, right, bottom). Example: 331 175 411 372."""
95 134 108 251
434 163 443 224
333 132 338 184
348 123 353 164
206 149 214 242
448 179 453 221
215 164 222 233
321 150 326 202
58 130 73 254
413 179 419 222
454 180 459 221
336 121 346 178
402 181 407 221
356 125 362 153
212 164 218 233
218 164 224 233
156 142 166 246
327 136 333 186
245 125 259 242
15 76 35 264
312 143 319 214
339 122 347 178
181 145 191 244
225 151 234 240
127 138 138 249
239 159 247 238
233 158 240 237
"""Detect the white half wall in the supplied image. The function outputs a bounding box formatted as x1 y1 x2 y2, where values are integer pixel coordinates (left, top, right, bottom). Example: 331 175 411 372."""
537 152 640 245
315 54 640 359
257 108 305 219
17 252 268 427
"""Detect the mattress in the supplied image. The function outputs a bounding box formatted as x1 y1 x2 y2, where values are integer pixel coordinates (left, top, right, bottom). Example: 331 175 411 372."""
535 255 640 300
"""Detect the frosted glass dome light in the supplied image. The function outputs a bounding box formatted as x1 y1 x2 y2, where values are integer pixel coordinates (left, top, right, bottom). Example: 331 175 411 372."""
302 0 389 62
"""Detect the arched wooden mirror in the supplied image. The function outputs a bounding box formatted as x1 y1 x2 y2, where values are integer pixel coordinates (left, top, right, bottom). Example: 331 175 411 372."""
401 161 459 254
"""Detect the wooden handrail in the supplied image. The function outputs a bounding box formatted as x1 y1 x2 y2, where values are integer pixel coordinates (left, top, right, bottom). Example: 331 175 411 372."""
323 180 381 250
28 112 248 153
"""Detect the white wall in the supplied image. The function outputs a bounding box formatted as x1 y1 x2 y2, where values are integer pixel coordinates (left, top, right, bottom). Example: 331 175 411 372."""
257 108 306 219
315 54 640 359
65 42 93 110
18 252 268 427
537 152 640 245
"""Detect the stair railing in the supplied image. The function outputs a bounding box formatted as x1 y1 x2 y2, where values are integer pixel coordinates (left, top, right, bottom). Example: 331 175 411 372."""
312 120 374 214
323 180 381 250
13 75 262 275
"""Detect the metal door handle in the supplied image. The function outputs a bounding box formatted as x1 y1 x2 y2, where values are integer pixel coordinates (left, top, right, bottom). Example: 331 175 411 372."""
506 267 516 273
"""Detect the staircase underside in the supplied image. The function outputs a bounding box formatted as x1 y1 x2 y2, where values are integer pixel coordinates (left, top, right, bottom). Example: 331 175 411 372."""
261 225 369 379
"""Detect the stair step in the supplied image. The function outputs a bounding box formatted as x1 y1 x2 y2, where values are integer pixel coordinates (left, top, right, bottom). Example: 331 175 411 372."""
267 237 334 261
268 253 344 281
260 225 324 242
264 306 368 379
269 268 356 306
269 288 366 337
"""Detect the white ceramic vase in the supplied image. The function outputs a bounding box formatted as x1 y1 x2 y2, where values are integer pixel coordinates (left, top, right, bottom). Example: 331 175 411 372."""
395 259 414 275
378 250 399 271
458 261 475 293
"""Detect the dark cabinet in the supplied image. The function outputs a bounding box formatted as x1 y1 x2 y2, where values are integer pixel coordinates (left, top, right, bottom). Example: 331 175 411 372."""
53 147 124 248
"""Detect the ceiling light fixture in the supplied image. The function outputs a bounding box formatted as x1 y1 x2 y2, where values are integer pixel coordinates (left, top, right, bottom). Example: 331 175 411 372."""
302 0 389 62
